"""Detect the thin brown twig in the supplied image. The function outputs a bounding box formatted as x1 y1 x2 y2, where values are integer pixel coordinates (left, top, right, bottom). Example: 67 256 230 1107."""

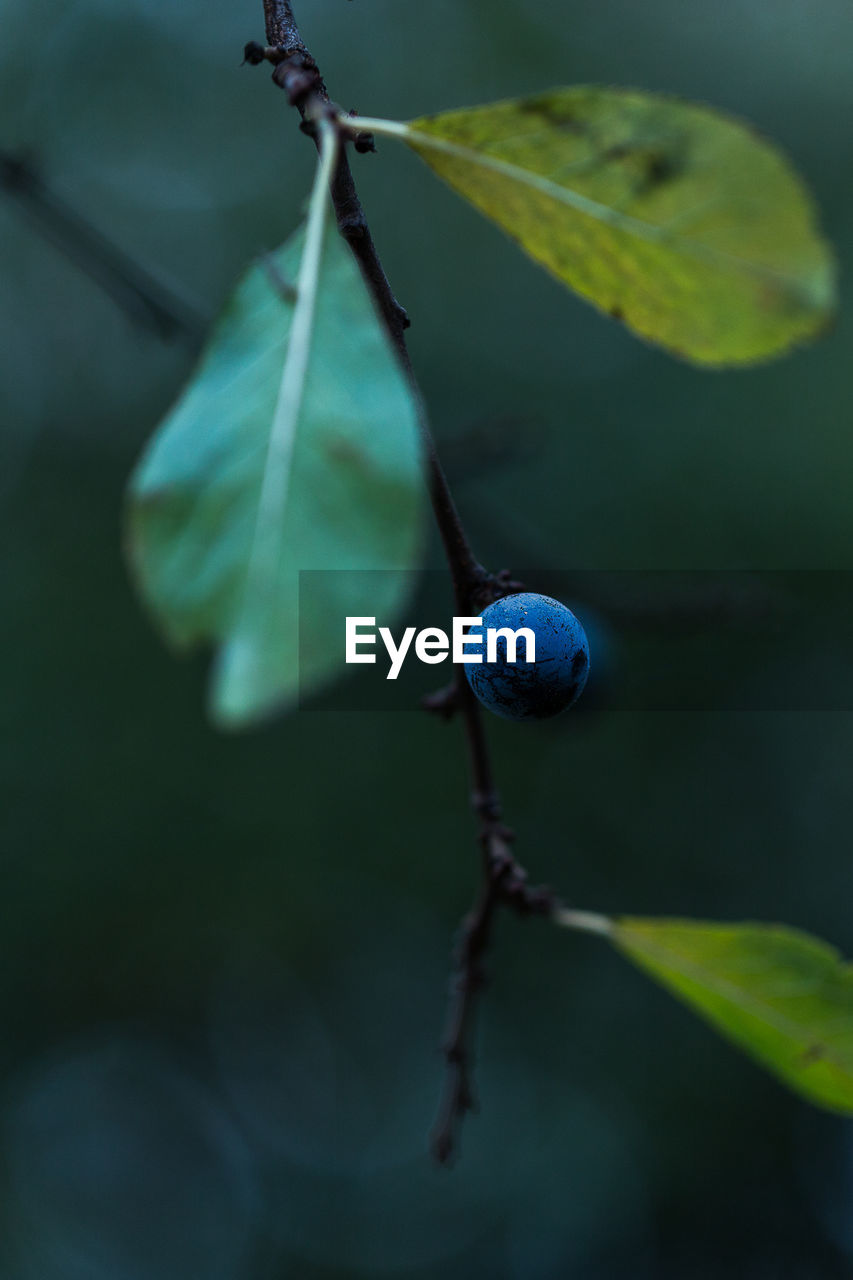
255 0 556 1165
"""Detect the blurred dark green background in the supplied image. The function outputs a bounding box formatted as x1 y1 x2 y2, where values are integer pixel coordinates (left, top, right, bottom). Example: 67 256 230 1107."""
2 1 853 1275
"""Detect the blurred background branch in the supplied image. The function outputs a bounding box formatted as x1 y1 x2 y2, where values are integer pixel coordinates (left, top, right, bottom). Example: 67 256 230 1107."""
0 150 205 343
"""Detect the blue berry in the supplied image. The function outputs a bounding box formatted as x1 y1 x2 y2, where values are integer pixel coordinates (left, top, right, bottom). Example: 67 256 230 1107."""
464 592 589 721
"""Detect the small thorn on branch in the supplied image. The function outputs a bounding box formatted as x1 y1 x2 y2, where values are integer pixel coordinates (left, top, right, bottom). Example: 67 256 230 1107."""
422 681 461 720
242 39 269 65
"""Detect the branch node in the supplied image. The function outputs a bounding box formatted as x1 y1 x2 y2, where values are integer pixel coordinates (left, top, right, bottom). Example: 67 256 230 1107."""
338 214 367 239
272 54 324 109
472 789 501 824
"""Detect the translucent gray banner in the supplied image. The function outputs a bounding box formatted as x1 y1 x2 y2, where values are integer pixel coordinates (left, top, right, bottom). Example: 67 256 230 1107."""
298 570 853 712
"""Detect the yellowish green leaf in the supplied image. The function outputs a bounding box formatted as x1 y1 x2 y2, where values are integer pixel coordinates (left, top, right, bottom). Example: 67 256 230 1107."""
559 911 853 1112
365 89 836 365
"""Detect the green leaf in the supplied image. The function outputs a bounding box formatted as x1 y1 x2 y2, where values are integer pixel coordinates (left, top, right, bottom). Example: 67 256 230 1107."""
362 88 836 365
559 911 853 1112
127 127 424 728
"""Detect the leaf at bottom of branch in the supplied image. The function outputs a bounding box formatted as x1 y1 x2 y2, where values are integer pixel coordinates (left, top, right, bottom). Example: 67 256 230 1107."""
559 911 853 1113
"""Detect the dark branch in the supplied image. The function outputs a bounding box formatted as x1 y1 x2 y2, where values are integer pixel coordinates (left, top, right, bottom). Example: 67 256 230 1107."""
430 679 555 1163
255 0 555 1166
